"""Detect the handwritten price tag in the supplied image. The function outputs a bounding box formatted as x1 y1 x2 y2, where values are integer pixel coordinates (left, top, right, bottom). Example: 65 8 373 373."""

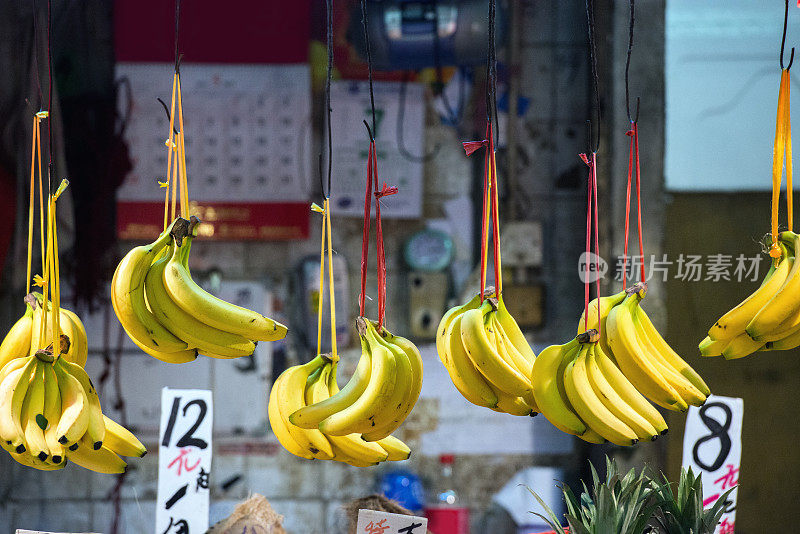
356 509 428 534
682 395 742 534
156 388 214 534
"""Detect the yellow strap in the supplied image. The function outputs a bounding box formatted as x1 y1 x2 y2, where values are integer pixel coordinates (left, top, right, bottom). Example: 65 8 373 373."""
36 121 45 278
325 199 337 359
490 148 502 296
163 73 178 231
785 71 793 232
315 204 326 357
176 77 190 218
26 117 38 293
771 70 790 257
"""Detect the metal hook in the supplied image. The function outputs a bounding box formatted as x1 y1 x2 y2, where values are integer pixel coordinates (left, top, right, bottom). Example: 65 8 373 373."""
156 98 179 135
625 0 640 123
781 0 795 71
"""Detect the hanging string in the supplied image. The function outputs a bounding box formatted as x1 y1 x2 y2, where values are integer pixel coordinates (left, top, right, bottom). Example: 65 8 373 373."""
781 0 795 71
46 0 54 194
585 0 600 153
486 0 499 146
32 0 44 109
174 0 182 74
621 0 645 289
324 0 333 197
358 3 398 328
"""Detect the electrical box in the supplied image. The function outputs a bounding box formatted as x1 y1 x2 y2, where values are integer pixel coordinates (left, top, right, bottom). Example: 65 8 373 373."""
501 221 543 268
408 271 448 339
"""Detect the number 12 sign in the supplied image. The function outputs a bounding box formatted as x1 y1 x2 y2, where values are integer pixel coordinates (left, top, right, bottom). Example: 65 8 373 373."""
156 388 214 534
682 395 742 534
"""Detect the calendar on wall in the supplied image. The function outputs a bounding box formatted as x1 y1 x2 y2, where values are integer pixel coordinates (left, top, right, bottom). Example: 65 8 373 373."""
328 80 425 219
116 63 312 240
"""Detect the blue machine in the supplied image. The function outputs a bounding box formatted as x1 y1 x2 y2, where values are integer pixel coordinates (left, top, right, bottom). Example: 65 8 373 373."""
349 0 506 70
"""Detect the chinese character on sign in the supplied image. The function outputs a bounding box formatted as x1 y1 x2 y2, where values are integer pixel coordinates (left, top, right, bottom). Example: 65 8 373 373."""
161 517 190 534
398 522 424 533
714 463 739 490
733 254 762 282
168 447 201 476
718 517 735 534
196 467 210 490
364 519 391 534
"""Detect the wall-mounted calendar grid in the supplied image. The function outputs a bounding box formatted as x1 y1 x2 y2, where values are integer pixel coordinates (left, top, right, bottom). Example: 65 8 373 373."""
116 63 311 240
328 80 425 219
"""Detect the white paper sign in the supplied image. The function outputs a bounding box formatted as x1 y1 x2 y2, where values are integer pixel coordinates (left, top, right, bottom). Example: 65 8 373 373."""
355 509 428 534
328 80 424 219
682 395 742 534
156 388 214 534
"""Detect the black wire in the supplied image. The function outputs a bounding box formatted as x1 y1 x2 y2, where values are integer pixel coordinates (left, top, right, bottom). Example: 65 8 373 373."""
325 0 333 198
625 0 639 123
174 0 182 74
397 72 441 162
486 0 499 146
47 0 53 193
781 0 795 71
32 0 44 109
585 0 600 153
361 0 376 138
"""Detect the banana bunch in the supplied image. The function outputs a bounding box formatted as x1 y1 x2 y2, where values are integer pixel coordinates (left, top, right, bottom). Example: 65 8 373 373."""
532 331 668 446
700 232 800 359
579 283 710 413
0 294 88 371
269 318 419 466
0 352 146 472
436 290 538 416
112 216 287 363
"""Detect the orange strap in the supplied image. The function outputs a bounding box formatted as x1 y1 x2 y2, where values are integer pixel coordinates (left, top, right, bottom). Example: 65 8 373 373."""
771 69 793 257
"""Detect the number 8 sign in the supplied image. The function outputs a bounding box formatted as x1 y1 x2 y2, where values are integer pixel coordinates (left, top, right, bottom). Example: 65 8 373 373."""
682 395 742 534
156 388 214 534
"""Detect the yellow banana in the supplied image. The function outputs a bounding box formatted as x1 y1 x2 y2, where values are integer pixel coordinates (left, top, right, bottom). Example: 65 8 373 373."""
53 360 89 446
68 435 127 474
41 363 65 463
268 383 314 460
531 338 590 436
290 324 373 429
606 292 687 411
578 290 627 358
110 277 198 364
318 323 397 436
0 304 33 371
21 361 50 461
441 313 498 409
57 359 105 449
324 361 411 463
746 232 800 339
708 242 790 341
375 434 411 461
1 440 66 470
272 355 334 458
491 314 533 380
491 387 535 416
496 295 536 364
460 300 532 397
436 292 482 361
593 343 667 436
721 332 765 360
59 309 88 367
102 415 146 457
163 221 287 342
145 247 256 358
699 335 729 358
0 357 36 451
585 344 659 441
362 324 423 442
112 222 189 353
306 364 387 465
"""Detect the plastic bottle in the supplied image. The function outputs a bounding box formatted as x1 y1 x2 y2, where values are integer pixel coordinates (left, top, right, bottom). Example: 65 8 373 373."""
425 454 470 534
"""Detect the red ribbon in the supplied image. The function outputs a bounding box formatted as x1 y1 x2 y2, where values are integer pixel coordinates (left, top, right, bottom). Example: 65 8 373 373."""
359 139 398 328
622 122 645 288
463 123 500 301
580 152 601 335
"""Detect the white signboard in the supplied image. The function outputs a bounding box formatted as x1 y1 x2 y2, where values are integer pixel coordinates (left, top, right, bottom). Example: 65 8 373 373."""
356 509 428 534
682 395 742 534
116 63 311 202
665 0 800 191
328 80 424 218
156 388 214 534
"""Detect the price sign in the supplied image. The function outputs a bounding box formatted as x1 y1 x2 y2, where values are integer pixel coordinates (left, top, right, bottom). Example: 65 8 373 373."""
682 395 742 534
356 509 428 534
156 388 213 534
